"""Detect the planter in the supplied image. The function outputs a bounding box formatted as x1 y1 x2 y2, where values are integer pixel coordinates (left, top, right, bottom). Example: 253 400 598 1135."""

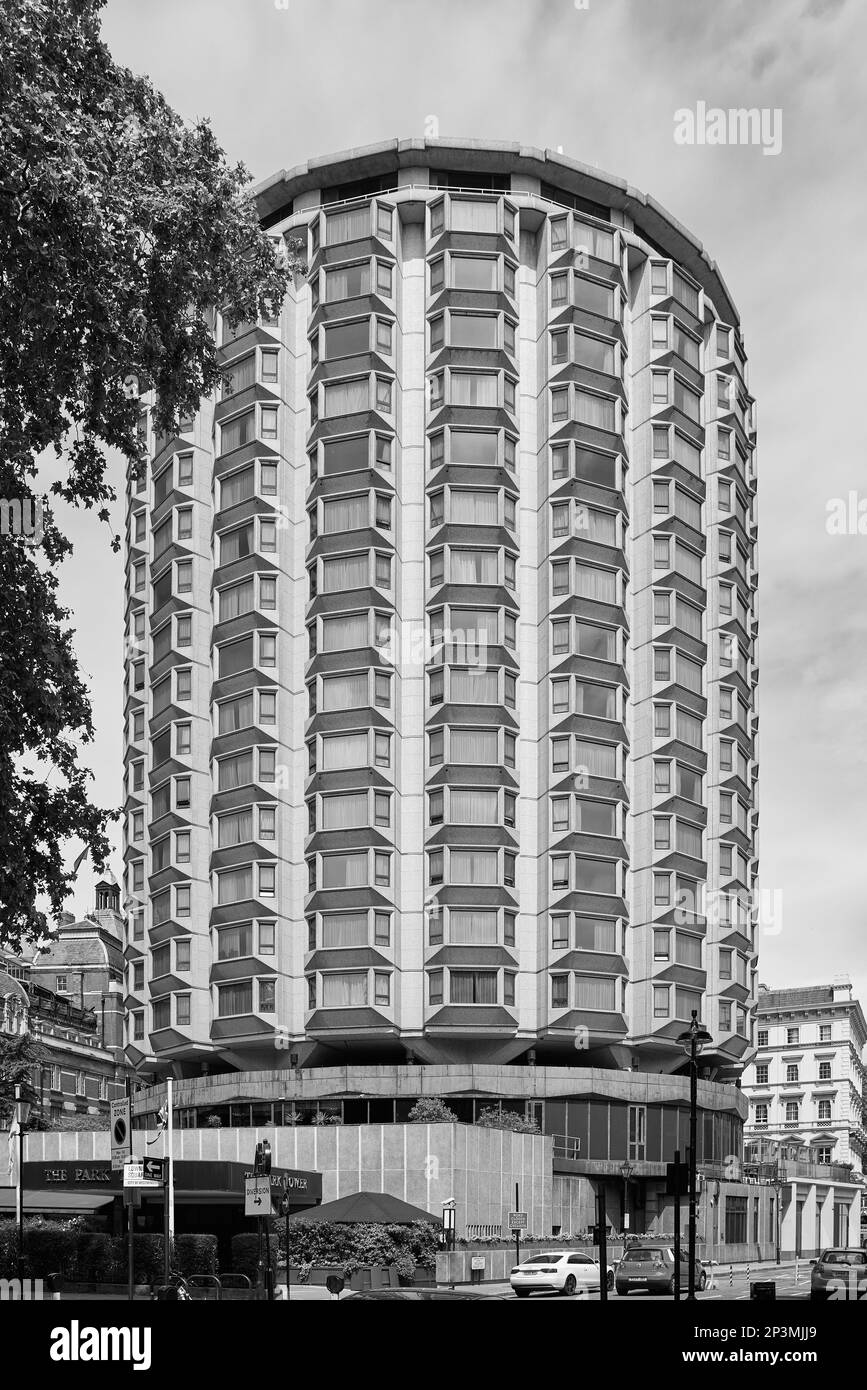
285 1263 401 1290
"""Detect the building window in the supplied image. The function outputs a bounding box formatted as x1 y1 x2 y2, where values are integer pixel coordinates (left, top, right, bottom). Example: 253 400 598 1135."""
757 1029 768 1047
754 1103 768 1124
819 1024 832 1042
817 1099 832 1121
786 1028 799 1045
785 1101 799 1123
176 994 191 1027
551 975 569 1009
786 1064 799 1083
818 1061 831 1081
724 1196 748 1245
653 930 670 961
755 1064 768 1085
628 1104 646 1161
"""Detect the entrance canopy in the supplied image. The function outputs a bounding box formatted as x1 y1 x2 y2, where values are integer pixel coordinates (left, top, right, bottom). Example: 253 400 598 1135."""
0 1189 115 1216
287 1190 440 1225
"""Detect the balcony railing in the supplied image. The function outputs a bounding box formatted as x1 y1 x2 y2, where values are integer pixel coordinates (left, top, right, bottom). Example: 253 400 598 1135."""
552 1134 582 1161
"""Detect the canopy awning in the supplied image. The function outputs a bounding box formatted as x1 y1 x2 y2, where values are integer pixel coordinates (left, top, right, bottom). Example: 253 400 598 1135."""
287 1190 441 1225
0 1189 115 1215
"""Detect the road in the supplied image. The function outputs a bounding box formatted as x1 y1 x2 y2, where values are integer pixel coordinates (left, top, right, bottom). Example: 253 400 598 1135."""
485 1265 811 1301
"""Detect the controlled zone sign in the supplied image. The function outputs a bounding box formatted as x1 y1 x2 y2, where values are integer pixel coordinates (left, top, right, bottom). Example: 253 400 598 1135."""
110 1098 132 1172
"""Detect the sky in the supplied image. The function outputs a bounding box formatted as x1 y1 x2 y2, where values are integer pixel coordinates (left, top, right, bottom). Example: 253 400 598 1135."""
57 0 867 1007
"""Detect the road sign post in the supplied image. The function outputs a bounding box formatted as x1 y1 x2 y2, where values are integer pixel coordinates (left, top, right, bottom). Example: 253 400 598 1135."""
597 1186 608 1304
509 1187 528 1271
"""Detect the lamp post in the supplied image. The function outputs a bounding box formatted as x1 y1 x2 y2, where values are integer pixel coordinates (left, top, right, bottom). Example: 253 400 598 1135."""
677 1009 712 1301
772 1175 783 1265
14 1083 31 1278
619 1160 633 1241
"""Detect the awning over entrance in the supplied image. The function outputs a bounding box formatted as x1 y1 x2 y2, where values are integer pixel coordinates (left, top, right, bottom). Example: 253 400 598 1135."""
0 1189 115 1215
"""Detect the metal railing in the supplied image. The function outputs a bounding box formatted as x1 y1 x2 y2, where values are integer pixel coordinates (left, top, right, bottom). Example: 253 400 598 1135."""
552 1135 582 1160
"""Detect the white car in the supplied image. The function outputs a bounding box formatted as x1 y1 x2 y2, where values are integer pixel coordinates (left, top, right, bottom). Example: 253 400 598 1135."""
510 1250 615 1298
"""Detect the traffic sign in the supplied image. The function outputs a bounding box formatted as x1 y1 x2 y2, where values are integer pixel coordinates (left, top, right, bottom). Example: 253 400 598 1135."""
508 1211 528 1231
245 1176 271 1216
123 1159 164 1190
111 1098 132 1172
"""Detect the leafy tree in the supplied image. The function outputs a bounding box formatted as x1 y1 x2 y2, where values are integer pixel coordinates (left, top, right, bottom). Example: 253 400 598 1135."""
475 1105 541 1134
0 0 303 950
0 1031 47 1125
407 1096 459 1123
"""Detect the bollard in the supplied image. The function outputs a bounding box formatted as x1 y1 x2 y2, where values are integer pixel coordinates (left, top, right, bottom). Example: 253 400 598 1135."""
729 1264 733 1289
795 1258 800 1283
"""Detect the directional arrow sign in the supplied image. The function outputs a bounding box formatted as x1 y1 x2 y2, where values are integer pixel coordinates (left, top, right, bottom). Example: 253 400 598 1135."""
245 1176 271 1217
124 1161 162 1190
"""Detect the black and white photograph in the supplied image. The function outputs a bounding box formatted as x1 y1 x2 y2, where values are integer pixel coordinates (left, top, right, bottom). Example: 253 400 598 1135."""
1 0 865 1365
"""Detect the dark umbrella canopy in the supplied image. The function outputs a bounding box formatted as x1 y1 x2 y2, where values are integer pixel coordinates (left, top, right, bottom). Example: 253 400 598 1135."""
288 1190 441 1225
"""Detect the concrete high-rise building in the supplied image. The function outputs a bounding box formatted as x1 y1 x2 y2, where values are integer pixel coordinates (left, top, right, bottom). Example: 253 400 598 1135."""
122 139 758 1086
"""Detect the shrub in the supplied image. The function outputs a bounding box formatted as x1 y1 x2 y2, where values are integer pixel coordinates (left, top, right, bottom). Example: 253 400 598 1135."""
19 1223 78 1279
174 1234 218 1276
279 1219 440 1275
407 1097 458 1123
474 1105 540 1133
75 1233 121 1282
0 1222 18 1278
206 1114 222 1128
231 1232 279 1282
132 1234 165 1284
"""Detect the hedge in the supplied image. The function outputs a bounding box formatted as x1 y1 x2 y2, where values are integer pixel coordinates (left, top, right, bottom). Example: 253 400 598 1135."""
0 1223 218 1283
174 1234 218 1277
230 1233 279 1283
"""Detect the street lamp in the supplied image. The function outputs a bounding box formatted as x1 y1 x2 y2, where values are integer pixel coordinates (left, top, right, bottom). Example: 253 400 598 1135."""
619 1160 633 1241
772 1174 783 1266
677 1009 712 1301
14 1083 32 1279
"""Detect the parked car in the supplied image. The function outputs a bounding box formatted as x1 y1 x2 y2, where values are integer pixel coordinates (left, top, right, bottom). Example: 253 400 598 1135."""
810 1248 867 1301
615 1243 706 1296
510 1250 615 1298
342 1289 505 1300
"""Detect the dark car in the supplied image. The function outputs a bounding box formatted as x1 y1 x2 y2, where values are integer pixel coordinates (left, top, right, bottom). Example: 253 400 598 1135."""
810 1248 867 1301
615 1243 706 1296
341 1289 505 1300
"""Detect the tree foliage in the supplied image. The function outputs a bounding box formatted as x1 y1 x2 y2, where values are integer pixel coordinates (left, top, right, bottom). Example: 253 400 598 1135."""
0 1030 47 1124
0 0 303 949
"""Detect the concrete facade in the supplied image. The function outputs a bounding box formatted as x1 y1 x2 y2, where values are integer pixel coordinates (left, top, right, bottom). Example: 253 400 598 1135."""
21 1123 550 1238
122 137 758 1081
